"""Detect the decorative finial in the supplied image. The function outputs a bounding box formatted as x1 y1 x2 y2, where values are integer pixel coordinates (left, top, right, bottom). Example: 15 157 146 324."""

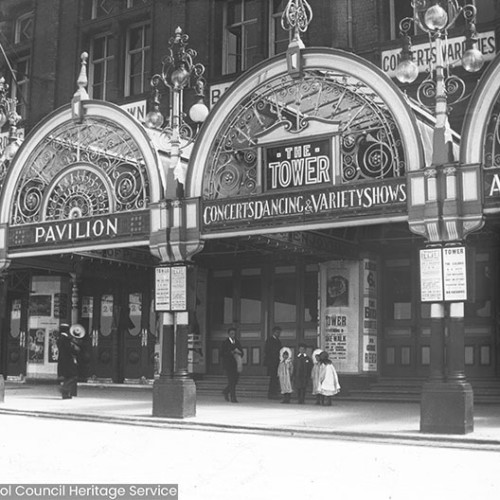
281 0 313 79
75 52 89 100
281 0 313 39
72 52 89 122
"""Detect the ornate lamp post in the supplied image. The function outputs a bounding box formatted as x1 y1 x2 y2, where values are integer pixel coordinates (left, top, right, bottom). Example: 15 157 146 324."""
396 1 484 434
0 77 22 163
0 77 21 402
145 26 209 198
146 27 209 418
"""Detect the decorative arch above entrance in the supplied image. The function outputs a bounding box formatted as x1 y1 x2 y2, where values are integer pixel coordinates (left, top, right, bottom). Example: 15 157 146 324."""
187 49 424 237
461 51 500 216
0 101 164 263
461 51 500 167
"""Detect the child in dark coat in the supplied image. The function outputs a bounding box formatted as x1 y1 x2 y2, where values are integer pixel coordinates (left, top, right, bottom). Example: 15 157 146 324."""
293 343 312 404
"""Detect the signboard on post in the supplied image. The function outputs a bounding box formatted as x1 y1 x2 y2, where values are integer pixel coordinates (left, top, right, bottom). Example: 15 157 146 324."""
443 247 467 302
420 248 444 302
419 246 467 302
155 266 188 312
170 266 187 311
155 267 171 311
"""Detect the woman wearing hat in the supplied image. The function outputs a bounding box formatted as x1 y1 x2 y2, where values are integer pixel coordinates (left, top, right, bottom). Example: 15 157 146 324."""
57 323 78 399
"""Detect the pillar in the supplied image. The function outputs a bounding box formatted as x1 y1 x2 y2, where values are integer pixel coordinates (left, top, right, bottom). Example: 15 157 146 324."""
0 274 6 402
421 301 473 434
152 265 197 418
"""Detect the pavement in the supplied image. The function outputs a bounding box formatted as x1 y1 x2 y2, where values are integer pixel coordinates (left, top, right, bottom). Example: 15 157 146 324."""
1 381 500 450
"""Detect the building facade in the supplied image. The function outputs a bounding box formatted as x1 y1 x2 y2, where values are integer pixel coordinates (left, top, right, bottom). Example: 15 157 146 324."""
0 0 499 392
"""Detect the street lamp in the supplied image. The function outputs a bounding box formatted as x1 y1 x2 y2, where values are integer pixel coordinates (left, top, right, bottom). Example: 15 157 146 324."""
396 1 484 434
145 26 209 198
0 77 22 162
147 27 209 418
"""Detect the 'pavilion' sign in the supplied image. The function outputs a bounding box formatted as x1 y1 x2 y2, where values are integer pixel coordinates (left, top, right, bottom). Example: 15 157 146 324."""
8 211 150 252
202 178 407 231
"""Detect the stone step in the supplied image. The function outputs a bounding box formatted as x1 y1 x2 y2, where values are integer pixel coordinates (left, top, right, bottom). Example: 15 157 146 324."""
195 375 500 403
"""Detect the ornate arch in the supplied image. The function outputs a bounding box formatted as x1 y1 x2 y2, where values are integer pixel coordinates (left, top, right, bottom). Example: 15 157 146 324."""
1 102 163 226
187 49 424 200
461 51 500 167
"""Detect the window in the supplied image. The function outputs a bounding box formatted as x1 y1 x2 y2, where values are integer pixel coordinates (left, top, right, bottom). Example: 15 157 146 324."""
475 0 498 25
465 253 493 318
12 56 30 119
89 33 115 100
385 259 412 320
273 267 296 323
240 269 262 324
212 272 234 325
385 0 417 40
269 0 289 56
125 22 151 96
83 0 119 20
303 268 318 323
224 0 260 74
83 0 149 19
15 12 34 44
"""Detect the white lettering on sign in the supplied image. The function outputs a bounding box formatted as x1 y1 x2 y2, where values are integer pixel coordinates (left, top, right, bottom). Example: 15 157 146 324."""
381 31 496 78
120 100 147 122
266 140 333 190
34 218 118 244
202 182 407 226
489 174 500 197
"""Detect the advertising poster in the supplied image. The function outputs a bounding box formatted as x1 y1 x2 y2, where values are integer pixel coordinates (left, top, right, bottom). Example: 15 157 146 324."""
320 261 359 373
361 258 378 372
48 329 59 363
28 328 45 363
443 246 467 301
362 335 377 371
420 248 444 302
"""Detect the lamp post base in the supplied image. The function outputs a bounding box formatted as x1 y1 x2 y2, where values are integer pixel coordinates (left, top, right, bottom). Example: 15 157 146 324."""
420 380 473 434
152 376 196 418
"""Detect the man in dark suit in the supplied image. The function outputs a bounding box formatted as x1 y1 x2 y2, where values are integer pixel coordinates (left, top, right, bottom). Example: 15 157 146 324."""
57 323 78 399
221 327 243 403
264 325 282 399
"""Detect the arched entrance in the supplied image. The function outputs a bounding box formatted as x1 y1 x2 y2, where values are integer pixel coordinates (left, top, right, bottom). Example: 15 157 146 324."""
0 101 165 383
460 51 500 379
185 49 428 382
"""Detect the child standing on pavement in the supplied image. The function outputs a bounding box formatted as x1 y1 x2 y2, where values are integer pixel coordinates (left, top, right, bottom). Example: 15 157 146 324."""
278 347 293 404
318 351 340 406
293 343 312 404
311 349 323 405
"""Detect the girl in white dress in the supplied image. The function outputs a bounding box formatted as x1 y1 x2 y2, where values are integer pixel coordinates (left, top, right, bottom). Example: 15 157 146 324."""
318 351 340 406
311 348 323 405
277 347 293 404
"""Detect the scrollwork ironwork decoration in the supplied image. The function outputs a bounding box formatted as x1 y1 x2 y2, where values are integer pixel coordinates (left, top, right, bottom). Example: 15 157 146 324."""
204 70 405 199
11 117 150 225
281 0 313 34
484 94 500 168
148 27 207 145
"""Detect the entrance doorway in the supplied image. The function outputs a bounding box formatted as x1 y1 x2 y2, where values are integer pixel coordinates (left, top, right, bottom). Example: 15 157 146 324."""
206 261 319 376
80 265 156 383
